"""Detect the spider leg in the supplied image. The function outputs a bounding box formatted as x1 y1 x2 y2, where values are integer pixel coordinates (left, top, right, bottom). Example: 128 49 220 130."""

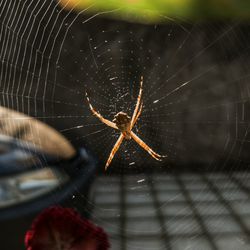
105 133 124 170
85 92 118 129
130 76 143 129
130 131 167 161
131 101 143 128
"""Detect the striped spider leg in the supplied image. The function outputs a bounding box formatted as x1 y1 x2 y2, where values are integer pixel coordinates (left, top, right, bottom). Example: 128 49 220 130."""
86 76 166 171
129 76 166 161
85 92 118 130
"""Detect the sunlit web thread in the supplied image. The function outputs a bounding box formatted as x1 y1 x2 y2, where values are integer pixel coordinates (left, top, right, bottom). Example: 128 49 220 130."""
0 0 68 113
0 0 117 164
1 0 249 170
0 0 121 117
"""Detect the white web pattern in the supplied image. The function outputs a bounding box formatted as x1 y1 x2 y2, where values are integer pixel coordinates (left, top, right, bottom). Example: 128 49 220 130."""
2 2 250 250
0 0 250 175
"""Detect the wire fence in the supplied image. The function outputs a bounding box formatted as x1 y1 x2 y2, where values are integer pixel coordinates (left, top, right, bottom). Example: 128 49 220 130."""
91 172 250 250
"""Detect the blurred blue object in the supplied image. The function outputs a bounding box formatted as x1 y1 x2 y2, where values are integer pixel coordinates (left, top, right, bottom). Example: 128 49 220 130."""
0 133 97 220
0 134 60 176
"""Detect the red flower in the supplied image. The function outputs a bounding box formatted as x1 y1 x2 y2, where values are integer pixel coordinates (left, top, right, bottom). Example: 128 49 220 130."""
25 206 110 250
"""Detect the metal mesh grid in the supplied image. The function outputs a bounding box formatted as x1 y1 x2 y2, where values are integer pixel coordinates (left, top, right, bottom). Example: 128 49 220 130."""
91 172 250 250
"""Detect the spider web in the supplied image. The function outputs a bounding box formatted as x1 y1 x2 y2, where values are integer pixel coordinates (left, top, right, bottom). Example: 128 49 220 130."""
0 0 250 175
1 1 250 249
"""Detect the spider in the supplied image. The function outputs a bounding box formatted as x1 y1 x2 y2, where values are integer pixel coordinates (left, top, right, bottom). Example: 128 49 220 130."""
86 76 166 170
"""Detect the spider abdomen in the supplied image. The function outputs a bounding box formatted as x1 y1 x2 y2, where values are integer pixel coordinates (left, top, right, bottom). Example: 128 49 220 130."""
113 111 131 133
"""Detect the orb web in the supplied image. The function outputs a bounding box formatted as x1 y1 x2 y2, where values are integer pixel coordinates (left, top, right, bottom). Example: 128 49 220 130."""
0 1 250 173
1 1 250 246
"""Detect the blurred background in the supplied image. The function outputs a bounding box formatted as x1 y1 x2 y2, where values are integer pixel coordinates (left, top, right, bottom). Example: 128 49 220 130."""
0 0 250 249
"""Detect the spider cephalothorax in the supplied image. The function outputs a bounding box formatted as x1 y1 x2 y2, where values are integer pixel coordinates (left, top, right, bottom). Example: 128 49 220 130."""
86 76 166 170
